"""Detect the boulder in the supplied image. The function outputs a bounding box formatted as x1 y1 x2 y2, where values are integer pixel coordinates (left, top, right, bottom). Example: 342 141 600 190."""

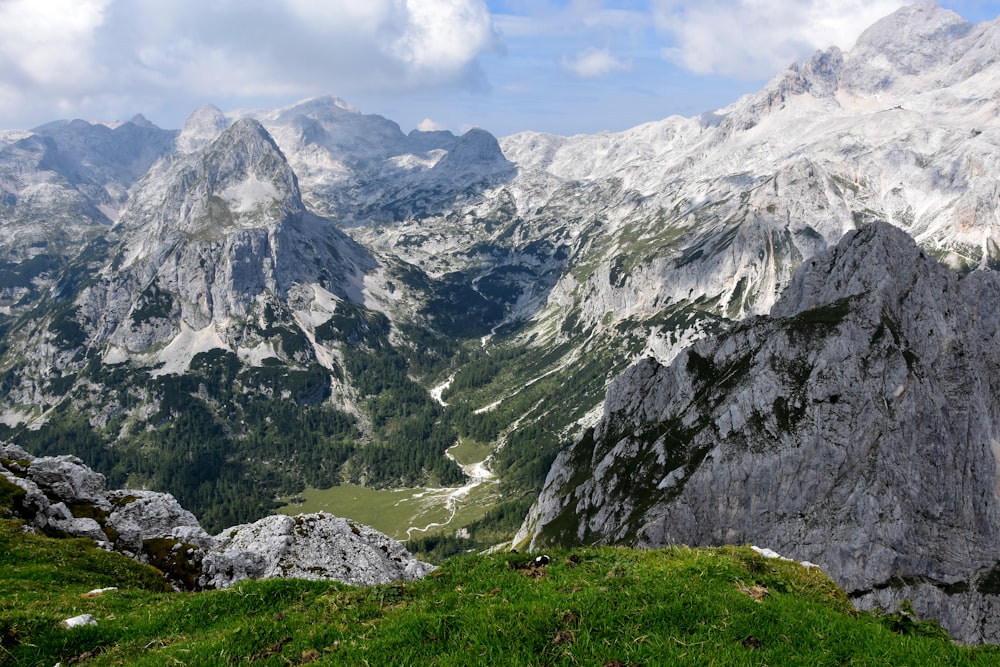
106 490 213 555
203 512 435 588
2 447 435 592
24 454 110 510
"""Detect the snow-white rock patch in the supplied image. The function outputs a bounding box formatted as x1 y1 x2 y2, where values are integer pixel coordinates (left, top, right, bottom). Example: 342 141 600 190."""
751 546 820 570
149 323 229 376
219 174 280 216
61 614 97 629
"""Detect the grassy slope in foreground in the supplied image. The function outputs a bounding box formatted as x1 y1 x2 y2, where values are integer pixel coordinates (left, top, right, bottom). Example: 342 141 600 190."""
3 516 999 666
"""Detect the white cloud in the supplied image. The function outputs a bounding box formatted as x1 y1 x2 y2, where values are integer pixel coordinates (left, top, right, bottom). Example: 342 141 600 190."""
653 0 909 78
0 0 109 87
0 0 500 128
562 47 630 78
417 117 447 131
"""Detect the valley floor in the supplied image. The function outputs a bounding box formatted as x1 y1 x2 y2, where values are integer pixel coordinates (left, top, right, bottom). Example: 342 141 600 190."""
277 438 499 541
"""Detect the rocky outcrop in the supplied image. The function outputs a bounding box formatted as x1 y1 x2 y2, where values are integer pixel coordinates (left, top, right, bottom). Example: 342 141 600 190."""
203 513 436 588
0 444 433 591
515 222 1000 643
105 489 213 556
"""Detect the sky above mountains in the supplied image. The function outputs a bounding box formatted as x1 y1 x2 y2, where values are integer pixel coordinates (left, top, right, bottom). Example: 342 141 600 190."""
0 0 996 137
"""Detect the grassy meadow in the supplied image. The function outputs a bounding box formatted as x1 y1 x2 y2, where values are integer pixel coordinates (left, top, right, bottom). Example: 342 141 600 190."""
2 511 998 666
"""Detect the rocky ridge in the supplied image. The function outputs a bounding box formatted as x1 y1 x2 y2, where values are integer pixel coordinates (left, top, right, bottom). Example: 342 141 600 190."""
0 443 434 590
514 222 1000 643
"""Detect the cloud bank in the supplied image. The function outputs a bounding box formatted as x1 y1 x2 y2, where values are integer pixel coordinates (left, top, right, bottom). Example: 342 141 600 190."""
0 1 973 135
653 0 909 78
0 0 499 128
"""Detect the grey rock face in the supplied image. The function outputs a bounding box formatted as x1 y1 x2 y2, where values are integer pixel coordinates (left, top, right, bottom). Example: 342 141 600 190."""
203 512 435 589
854 583 1000 645
106 489 213 555
0 116 176 266
25 454 109 509
432 128 513 177
516 222 1000 643
74 116 375 354
841 1 973 93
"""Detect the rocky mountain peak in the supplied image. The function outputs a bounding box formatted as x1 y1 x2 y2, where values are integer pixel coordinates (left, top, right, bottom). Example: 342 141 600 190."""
432 127 513 178
515 221 1000 643
842 1 973 92
769 222 950 318
852 1 970 55
177 104 230 153
273 96 360 123
406 128 458 152
203 118 301 208
73 113 373 355
796 46 844 97
264 97 411 160
120 117 303 241
128 113 156 129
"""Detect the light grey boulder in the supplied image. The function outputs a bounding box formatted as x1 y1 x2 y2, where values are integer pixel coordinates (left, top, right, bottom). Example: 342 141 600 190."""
1 448 111 539
0 468 52 530
3 435 436 592
24 454 110 510
203 512 435 589
46 502 107 542
106 489 213 555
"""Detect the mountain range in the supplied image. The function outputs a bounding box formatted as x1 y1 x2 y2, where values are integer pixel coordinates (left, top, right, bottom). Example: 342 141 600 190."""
0 0 999 642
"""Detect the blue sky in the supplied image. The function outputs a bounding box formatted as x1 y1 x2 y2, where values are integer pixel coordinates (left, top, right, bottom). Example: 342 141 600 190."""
0 1 996 137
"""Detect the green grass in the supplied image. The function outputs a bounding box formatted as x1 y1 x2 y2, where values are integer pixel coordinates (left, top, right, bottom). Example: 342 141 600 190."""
2 514 997 666
447 438 494 468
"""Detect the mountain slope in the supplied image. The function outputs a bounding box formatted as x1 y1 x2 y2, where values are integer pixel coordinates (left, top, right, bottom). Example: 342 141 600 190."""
0 116 177 307
515 222 1000 643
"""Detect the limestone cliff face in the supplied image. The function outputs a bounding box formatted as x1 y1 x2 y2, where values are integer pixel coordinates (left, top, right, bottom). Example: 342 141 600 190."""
516 222 1000 643
74 117 375 354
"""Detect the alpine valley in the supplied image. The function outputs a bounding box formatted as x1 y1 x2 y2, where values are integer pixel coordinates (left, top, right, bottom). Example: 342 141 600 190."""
2 0 1000 643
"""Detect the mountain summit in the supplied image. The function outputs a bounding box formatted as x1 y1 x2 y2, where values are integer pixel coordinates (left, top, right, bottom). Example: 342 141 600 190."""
515 221 1000 643
75 117 373 358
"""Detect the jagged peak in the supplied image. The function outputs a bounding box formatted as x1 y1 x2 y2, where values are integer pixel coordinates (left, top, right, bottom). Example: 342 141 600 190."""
840 1 974 92
852 1 971 53
177 104 231 153
213 117 276 147
120 115 303 239
769 221 951 320
202 118 297 187
127 113 157 129
433 127 512 174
